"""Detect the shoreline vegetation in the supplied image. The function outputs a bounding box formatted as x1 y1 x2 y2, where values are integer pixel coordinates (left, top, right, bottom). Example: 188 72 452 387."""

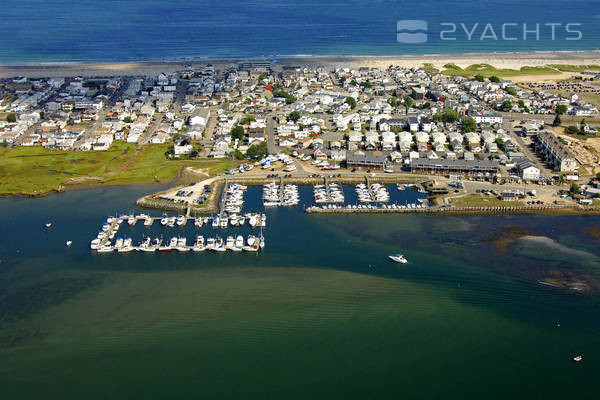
0 143 237 197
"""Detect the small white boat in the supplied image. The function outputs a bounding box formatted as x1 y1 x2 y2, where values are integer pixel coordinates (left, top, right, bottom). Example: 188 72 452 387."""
45 222 52 228
118 238 135 252
97 245 113 253
573 355 583 363
176 215 186 226
232 235 244 251
193 236 205 252
388 254 408 264
66 240 73 247
226 236 235 250
213 237 226 252
176 237 190 252
205 237 216 251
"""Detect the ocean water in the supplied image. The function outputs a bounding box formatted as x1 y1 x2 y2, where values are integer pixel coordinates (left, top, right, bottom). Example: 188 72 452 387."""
0 184 599 399
1 0 599 63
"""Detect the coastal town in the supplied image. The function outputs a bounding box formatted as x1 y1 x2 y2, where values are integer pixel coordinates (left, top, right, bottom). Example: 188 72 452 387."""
2 61 600 211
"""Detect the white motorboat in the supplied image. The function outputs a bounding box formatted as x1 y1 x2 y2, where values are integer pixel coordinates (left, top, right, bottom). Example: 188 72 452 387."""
118 238 135 252
90 238 100 249
573 355 583 363
232 235 244 251
388 254 408 264
176 215 186 226
176 237 190 252
220 216 228 228
213 237 226 252
205 237 216 251
193 236 205 252
226 236 235 250
97 244 113 253
45 222 52 228
66 240 73 247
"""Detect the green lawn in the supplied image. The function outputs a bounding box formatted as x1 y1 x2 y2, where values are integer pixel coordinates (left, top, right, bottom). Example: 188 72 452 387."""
0 143 239 195
547 64 600 73
441 63 560 78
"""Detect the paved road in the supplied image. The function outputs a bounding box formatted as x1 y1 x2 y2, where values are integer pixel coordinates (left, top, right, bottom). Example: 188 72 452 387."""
266 116 280 154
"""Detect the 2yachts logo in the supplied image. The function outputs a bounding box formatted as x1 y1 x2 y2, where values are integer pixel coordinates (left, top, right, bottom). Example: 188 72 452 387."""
396 20 428 43
397 21 583 43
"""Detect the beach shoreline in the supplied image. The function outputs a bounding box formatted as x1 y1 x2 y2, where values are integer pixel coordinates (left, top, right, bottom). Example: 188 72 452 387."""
1 51 600 78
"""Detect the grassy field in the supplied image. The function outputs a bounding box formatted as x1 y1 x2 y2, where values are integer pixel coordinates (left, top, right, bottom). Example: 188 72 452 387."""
548 64 600 73
0 142 239 196
441 63 561 78
450 194 524 207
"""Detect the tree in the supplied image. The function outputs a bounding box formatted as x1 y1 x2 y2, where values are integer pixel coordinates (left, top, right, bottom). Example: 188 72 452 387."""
403 95 414 115
123 116 133 124
438 108 459 123
388 97 398 107
240 114 255 125
501 100 513 112
567 125 580 134
553 113 562 127
580 119 587 132
6 113 16 123
489 76 500 83
272 89 296 104
474 74 485 82
360 81 372 89
506 87 517 96
461 117 477 133
288 111 301 123
570 183 580 195
230 126 245 141
555 105 567 115
257 73 268 81
233 149 245 160
246 141 268 160
345 97 357 109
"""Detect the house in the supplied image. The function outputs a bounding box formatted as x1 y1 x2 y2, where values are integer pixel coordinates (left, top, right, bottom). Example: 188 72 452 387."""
330 149 347 161
535 130 578 172
410 158 499 175
516 159 541 180
174 138 193 157
346 151 386 169
314 149 328 161
408 117 419 132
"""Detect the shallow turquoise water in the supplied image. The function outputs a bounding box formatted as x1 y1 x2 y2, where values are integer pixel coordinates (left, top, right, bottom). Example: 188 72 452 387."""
0 185 599 399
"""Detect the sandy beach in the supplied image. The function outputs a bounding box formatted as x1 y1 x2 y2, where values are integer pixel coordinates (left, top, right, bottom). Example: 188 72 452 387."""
0 51 599 79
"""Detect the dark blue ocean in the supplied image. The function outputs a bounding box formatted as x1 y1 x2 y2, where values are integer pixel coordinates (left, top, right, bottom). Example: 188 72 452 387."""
2 0 599 63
